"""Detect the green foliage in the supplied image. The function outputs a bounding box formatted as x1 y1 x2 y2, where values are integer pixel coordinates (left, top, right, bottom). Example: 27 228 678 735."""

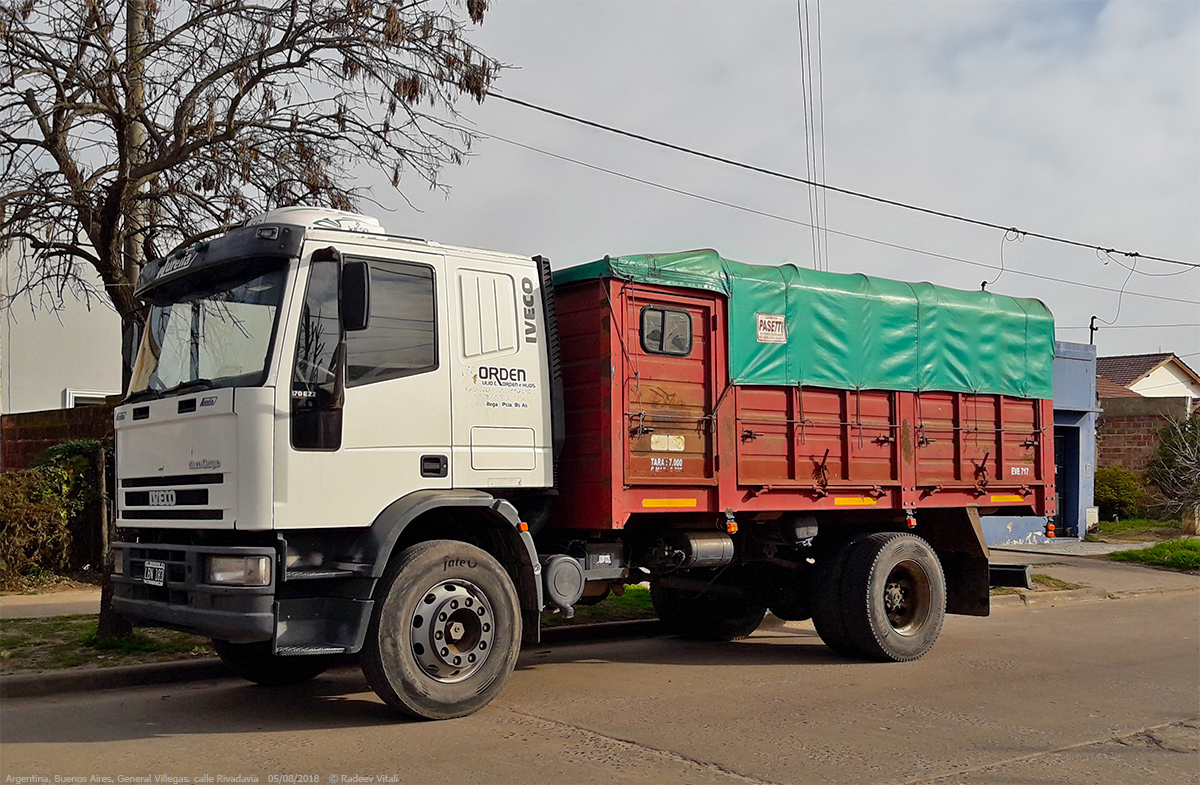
1091 517 1187 541
1 615 211 674
541 585 656 628
1109 540 1200 571
0 463 82 589
1144 413 1200 517
0 440 108 590
31 438 112 469
1094 466 1146 520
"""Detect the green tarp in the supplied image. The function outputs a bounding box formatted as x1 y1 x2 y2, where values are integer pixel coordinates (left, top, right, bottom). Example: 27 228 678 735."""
554 250 1054 399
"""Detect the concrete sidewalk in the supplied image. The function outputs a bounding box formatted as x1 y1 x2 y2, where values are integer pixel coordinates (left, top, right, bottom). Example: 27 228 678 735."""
1 586 101 619
990 541 1199 597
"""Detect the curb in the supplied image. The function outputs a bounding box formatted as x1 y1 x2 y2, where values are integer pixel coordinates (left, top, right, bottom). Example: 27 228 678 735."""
0 658 230 700
0 619 668 700
990 584 1199 609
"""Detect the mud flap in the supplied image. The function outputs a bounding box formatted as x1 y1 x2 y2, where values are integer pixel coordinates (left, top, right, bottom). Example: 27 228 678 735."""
919 506 991 617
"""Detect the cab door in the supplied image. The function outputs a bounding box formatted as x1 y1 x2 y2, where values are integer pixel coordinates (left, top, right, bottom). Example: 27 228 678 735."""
622 289 715 485
276 242 452 530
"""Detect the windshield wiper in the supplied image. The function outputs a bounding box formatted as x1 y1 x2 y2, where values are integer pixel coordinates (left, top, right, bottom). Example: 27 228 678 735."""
162 378 218 396
125 387 163 403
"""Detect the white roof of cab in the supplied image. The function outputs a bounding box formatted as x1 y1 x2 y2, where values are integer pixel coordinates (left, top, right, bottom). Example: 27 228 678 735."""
247 207 385 234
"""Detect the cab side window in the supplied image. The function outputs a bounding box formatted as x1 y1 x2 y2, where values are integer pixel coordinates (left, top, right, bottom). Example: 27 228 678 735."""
347 258 437 386
640 306 693 356
292 257 342 450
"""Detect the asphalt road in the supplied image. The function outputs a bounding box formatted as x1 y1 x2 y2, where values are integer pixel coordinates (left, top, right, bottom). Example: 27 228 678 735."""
2 592 1197 785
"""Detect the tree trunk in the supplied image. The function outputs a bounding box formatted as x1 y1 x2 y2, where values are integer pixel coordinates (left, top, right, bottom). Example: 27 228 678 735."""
121 0 149 395
1186 504 1200 537
95 445 133 641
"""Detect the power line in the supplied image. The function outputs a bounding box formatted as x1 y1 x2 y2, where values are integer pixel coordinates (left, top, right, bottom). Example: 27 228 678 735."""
471 127 1200 306
1059 323 1200 330
814 0 830 274
487 91 1200 270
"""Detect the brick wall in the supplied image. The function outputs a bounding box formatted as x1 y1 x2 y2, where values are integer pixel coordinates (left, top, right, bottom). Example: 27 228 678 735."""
0 404 115 471
1096 396 1191 474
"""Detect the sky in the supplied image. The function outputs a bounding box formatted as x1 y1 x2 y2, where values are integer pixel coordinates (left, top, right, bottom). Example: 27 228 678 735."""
363 0 1200 362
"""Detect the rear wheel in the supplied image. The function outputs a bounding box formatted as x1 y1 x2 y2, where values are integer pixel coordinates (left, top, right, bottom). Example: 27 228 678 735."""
810 537 865 657
362 539 522 720
212 640 333 686
650 580 767 641
840 532 945 661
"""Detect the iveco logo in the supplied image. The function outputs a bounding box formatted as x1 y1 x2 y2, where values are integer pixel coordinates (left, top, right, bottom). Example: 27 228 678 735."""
149 490 177 506
521 277 537 344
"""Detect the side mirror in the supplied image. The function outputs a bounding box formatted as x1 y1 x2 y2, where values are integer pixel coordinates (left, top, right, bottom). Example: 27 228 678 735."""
341 260 371 332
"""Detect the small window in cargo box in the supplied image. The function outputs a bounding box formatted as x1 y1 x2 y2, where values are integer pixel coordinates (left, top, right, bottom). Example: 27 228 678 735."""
640 306 692 356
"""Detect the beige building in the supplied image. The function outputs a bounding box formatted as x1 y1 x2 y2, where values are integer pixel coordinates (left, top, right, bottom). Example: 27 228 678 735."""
1 246 122 415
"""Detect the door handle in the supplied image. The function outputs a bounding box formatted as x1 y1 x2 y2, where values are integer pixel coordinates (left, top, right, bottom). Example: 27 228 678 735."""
420 455 448 478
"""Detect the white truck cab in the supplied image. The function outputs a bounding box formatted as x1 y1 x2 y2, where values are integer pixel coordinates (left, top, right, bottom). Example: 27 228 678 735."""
112 209 559 717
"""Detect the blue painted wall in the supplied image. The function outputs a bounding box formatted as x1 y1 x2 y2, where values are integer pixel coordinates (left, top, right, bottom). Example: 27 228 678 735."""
982 341 1098 546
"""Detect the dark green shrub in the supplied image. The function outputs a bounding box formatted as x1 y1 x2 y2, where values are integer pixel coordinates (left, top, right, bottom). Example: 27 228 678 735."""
1094 466 1146 521
0 462 86 589
0 439 108 590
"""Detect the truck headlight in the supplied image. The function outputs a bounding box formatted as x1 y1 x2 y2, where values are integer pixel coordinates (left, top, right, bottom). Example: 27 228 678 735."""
112 549 124 575
207 556 271 586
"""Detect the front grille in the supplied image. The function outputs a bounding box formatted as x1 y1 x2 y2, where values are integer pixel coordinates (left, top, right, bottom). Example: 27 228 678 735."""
118 474 225 522
122 473 223 487
125 489 208 506
122 509 224 520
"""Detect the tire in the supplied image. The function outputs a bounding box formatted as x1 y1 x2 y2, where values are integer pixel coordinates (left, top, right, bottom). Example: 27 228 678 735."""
768 584 812 622
650 580 767 641
212 640 333 686
362 539 522 720
840 532 946 662
810 536 865 657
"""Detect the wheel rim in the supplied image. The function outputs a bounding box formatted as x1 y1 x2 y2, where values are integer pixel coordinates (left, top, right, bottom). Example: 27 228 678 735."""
410 579 495 683
882 559 931 635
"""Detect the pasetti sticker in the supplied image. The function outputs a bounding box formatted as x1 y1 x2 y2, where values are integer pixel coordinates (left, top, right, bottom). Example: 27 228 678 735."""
756 313 786 343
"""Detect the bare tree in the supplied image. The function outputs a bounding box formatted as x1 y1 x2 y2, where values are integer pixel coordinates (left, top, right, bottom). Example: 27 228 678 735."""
2 0 499 640
1 0 500 381
1145 412 1200 535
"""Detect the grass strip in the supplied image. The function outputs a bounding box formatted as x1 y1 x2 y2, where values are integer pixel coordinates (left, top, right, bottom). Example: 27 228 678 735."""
1109 539 1200 571
0 615 212 674
1087 518 1188 542
1030 573 1084 591
542 584 655 628
990 573 1085 596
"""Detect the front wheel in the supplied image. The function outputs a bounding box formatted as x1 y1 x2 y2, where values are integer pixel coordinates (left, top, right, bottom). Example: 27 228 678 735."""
650 580 767 641
362 539 522 720
212 640 333 686
839 532 946 662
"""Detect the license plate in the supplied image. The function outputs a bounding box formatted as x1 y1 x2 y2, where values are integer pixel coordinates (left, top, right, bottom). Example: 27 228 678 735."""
143 560 166 587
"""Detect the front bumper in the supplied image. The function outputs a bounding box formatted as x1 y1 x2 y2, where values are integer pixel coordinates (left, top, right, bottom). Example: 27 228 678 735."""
112 541 277 643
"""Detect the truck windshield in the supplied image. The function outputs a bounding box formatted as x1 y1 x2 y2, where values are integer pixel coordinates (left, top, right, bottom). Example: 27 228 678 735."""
127 262 289 400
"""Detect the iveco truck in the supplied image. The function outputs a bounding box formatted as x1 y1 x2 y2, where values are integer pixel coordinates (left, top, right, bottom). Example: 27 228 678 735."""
113 207 1056 719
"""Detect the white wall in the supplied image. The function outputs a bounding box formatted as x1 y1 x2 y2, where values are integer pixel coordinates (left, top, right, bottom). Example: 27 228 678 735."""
1130 363 1200 402
1 246 122 414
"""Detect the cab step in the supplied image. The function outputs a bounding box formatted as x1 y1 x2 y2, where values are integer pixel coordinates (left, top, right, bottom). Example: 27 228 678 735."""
283 567 362 581
275 646 347 656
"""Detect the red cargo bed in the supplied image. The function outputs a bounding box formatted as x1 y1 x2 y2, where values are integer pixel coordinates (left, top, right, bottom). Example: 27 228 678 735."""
554 278 1055 531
